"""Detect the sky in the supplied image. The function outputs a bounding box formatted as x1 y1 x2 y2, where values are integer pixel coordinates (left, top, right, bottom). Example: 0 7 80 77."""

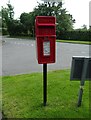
0 0 90 29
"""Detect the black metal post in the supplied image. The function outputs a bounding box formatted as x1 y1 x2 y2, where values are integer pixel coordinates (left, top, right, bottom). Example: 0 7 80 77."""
43 64 47 106
77 58 89 107
77 86 83 107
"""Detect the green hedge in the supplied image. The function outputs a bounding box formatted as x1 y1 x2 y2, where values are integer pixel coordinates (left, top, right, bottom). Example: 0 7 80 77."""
57 31 91 41
2 28 8 35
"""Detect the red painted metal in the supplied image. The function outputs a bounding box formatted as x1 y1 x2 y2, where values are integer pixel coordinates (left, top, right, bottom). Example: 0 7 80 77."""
35 16 56 64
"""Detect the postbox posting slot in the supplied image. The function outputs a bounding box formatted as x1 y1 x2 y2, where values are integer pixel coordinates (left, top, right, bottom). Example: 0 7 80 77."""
37 26 55 36
37 24 55 26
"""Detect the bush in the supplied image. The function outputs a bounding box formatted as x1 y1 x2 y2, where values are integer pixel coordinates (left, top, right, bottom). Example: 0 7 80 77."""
2 28 8 35
57 31 90 41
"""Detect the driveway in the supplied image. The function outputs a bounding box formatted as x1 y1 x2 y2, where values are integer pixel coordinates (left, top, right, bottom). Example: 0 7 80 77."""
1 36 90 76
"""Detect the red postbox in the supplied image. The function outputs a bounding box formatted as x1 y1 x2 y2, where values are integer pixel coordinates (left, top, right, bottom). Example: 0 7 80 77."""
35 16 56 64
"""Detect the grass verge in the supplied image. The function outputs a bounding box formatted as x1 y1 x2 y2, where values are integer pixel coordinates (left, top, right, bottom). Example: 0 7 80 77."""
2 70 90 118
56 40 91 45
4 35 91 45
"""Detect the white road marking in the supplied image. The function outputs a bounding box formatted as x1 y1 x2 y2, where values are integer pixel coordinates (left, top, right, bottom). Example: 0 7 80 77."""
6 41 34 47
31 44 34 46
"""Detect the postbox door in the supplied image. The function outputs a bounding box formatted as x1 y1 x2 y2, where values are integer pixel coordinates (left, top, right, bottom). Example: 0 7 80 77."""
35 16 56 64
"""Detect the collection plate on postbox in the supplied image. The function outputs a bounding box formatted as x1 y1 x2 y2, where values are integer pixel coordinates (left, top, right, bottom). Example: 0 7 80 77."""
35 16 56 64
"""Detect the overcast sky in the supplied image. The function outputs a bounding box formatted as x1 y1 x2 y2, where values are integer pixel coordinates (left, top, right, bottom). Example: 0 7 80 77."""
0 0 90 29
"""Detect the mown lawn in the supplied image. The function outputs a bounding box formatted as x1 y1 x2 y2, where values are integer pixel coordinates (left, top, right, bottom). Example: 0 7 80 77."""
2 70 90 118
56 40 91 45
8 36 91 45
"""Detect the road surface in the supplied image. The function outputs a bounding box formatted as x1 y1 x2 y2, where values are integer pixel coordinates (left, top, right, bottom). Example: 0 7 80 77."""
1 36 90 76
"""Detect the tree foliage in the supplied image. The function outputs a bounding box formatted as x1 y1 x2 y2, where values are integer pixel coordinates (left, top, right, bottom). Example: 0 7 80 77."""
0 1 76 37
20 12 33 35
33 1 75 32
19 1 75 37
1 1 76 36
1 3 14 23
1 1 14 34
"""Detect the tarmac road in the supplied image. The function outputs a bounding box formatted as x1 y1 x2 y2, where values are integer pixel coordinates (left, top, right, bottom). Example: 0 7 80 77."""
1 36 90 76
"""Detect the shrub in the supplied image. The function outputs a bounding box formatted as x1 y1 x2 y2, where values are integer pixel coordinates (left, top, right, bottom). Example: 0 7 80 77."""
57 30 90 41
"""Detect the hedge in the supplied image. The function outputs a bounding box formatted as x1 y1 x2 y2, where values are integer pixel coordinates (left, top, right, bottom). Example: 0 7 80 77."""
2 28 8 35
57 31 91 41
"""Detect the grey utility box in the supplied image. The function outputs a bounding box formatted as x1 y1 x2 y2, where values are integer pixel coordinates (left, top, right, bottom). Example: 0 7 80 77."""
70 56 91 81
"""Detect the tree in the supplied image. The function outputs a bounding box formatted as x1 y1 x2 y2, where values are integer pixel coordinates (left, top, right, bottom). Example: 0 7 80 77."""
89 26 91 31
32 1 75 37
20 12 32 35
81 24 87 31
7 2 14 19
0 18 1 28
33 1 63 16
1 2 14 23
75 24 88 32
20 11 36 36
1 0 75 37
1 7 8 28
18 1 75 37
1 1 14 35
0 16 2 35
56 9 75 36
7 19 24 36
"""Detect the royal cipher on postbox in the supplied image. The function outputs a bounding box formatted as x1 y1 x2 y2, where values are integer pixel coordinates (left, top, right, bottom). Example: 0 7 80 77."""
35 16 56 64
